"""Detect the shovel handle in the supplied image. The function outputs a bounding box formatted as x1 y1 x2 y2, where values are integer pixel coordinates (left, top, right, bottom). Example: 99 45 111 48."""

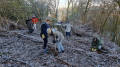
54 32 56 40
54 32 56 51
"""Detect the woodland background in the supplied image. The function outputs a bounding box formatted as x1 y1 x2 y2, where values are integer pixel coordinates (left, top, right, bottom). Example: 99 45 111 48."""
0 0 120 46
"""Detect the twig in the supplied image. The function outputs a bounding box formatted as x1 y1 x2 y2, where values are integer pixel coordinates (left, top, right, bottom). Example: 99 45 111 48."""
55 58 76 67
9 58 34 67
56 58 70 67
3 57 34 67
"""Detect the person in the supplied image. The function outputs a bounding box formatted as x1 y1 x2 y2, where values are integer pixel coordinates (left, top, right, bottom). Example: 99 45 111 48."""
91 37 102 51
31 15 37 31
26 17 34 33
64 22 73 38
40 19 50 53
48 28 64 53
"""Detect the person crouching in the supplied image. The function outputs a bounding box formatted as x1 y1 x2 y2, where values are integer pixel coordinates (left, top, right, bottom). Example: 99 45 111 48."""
48 28 65 53
91 37 102 51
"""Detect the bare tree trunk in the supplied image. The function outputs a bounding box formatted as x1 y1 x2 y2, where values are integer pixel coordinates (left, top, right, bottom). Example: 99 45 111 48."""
111 11 119 42
115 0 120 20
56 0 59 19
66 0 70 22
83 0 90 23
100 4 114 33
0 14 4 27
71 0 74 19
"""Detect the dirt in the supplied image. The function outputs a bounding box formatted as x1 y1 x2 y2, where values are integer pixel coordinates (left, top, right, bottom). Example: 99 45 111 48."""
0 22 120 67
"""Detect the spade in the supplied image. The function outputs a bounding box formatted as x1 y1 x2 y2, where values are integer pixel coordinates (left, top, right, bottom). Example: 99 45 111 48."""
54 32 58 56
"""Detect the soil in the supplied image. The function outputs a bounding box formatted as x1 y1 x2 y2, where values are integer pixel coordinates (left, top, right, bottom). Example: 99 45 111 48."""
0 22 120 67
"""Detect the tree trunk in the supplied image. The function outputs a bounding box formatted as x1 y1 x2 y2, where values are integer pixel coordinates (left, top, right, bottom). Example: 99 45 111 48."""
115 0 120 20
66 0 70 22
100 4 114 33
83 0 90 23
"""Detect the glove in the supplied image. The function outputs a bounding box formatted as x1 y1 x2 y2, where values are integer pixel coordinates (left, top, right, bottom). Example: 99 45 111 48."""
92 48 97 51
94 49 97 51
56 40 59 42
92 48 94 51
42 34 45 39
53 40 57 43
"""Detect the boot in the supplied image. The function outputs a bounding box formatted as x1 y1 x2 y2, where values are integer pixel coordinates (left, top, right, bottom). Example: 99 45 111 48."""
43 49 47 53
62 51 64 53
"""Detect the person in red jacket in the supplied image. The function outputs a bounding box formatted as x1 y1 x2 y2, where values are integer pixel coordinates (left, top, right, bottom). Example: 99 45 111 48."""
31 15 37 31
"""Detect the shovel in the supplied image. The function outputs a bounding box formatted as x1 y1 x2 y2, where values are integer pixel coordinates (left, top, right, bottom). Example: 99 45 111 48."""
54 32 58 56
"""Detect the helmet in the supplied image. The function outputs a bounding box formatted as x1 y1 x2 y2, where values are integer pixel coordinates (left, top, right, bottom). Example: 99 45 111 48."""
47 28 51 34
51 29 55 35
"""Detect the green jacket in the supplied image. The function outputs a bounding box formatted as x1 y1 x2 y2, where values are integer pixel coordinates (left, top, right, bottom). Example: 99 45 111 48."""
91 38 102 49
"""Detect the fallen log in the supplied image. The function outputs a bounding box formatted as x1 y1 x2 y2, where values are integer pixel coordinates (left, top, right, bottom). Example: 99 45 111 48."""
9 21 25 30
0 30 43 43
0 17 26 30
13 32 43 43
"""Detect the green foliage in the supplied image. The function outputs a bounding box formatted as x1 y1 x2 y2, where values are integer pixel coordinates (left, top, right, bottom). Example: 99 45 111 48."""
0 0 31 24
0 0 55 27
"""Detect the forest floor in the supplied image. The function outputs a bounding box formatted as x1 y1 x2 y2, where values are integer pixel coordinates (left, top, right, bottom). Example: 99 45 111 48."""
0 21 120 67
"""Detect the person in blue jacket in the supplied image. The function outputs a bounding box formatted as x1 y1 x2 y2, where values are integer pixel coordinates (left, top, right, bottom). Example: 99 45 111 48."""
40 19 50 53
